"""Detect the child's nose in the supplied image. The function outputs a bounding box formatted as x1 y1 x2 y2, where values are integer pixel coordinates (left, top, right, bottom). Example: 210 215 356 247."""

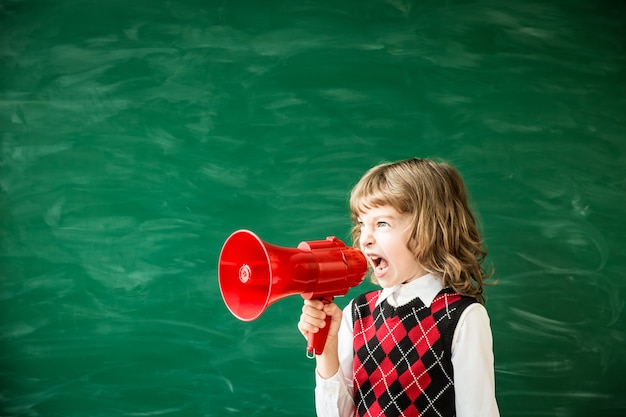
360 228 374 247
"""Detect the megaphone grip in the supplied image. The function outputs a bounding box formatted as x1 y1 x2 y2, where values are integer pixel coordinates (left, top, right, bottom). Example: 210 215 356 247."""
306 298 333 357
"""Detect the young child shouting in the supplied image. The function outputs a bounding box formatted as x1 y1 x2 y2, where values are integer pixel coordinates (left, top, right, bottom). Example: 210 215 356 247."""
298 157 499 417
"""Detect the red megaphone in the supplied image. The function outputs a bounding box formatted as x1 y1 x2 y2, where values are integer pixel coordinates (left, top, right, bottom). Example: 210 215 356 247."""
218 229 368 356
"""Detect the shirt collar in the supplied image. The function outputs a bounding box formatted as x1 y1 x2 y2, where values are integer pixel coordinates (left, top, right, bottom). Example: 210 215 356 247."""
375 273 444 308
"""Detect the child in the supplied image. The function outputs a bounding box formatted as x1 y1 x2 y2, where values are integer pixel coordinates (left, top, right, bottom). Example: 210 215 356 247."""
298 157 499 417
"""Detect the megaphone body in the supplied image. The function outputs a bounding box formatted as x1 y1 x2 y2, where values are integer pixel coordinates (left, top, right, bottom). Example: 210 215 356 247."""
218 229 368 356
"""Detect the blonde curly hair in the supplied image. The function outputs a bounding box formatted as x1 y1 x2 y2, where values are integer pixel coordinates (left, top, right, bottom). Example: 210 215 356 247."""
349 158 493 304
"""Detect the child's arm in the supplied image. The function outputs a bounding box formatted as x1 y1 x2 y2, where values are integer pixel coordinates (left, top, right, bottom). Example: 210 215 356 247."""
299 299 355 417
452 304 500 417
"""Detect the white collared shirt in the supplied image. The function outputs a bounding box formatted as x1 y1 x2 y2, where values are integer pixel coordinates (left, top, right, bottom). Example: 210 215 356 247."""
314 273 500 417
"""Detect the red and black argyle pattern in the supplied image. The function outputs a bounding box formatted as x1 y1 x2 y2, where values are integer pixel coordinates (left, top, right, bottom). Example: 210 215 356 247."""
352 288 476 417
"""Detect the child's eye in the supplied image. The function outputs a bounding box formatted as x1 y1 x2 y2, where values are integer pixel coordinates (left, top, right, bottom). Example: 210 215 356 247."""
377 221 389 228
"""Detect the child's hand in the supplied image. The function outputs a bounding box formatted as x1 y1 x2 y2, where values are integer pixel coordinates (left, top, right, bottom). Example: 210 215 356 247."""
298 299 342 376
298 299 342 341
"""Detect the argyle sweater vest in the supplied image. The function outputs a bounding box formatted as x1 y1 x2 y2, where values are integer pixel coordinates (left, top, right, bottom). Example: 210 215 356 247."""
352 288 476 417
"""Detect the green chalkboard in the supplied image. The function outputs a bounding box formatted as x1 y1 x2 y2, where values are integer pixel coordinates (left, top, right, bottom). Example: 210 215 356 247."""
1 0 625 416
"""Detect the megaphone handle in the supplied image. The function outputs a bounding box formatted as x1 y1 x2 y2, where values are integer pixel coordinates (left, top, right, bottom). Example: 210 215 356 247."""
306 297 333 358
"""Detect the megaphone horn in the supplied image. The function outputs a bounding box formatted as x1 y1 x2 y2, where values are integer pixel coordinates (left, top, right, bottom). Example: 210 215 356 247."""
218 229 367 356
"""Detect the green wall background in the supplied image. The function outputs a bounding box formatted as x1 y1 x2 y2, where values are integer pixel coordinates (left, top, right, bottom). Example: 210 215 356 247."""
1 0 625 416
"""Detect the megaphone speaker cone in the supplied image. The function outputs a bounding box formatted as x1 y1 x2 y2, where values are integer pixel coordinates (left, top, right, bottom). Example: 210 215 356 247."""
218 230 274 321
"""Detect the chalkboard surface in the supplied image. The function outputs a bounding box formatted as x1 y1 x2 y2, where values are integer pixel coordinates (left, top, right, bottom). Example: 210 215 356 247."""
1 0 625 416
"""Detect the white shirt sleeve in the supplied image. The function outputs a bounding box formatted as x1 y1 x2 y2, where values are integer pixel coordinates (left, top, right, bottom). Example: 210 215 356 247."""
314 301 356 417
452 303 500 417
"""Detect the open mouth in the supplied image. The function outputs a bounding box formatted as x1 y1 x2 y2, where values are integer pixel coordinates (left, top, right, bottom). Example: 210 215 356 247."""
370 256 389 272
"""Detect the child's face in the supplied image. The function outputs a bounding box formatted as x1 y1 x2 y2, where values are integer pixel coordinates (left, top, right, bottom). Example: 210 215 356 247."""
357 205 426 288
